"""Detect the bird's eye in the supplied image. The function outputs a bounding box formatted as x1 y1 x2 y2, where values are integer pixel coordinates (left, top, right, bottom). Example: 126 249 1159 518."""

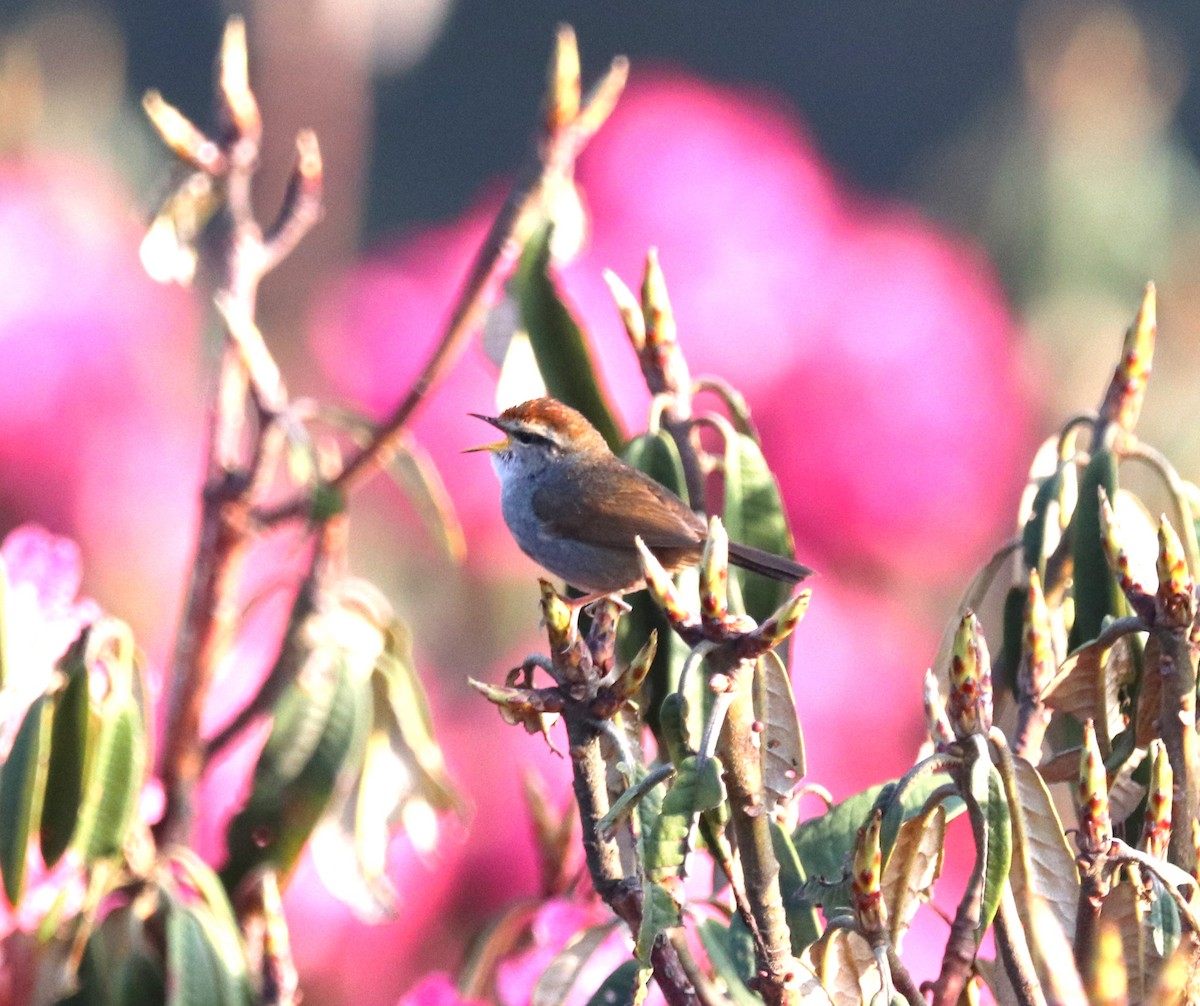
511 429 554 449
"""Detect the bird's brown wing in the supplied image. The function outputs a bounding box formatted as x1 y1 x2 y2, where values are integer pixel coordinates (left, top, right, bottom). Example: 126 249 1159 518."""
532 466 705 550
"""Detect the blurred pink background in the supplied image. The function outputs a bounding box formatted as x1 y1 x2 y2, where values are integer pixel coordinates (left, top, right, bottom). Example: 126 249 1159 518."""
7 4 1175 1003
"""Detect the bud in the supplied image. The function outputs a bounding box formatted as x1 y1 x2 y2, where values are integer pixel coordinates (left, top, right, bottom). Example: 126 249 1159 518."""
1099 282 1155 434
1077 719 1112 856
699 517 730 630
948 611 994 738
1140 739 1172 861
1155 515 1195 629
852 809 886 935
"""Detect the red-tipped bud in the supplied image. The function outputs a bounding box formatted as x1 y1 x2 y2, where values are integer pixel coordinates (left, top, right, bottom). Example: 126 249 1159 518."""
1141 739 1173 861
1096 489 1148 602
948 611 994 738
1155 515 1195 629
1100 282 1155 434
700 517 730 630
638 249 690 399
586 597 622 675
613 631 657 701
636 538 698 633
1020 567 1056 702
752 589 811 653
1077 719 1112 856
852 808 886 935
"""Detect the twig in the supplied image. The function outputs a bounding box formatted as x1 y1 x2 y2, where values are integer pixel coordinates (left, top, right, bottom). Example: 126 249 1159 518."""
255 34 628 528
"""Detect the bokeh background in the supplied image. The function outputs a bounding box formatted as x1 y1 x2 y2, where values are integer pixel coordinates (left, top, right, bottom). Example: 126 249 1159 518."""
2 1 1199 1003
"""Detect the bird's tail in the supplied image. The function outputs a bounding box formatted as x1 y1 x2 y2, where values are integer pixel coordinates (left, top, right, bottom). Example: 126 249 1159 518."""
727 541 814 584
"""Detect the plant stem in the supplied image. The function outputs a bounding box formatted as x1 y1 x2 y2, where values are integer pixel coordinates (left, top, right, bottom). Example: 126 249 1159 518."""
564 714 700 1006
715 656 797 1006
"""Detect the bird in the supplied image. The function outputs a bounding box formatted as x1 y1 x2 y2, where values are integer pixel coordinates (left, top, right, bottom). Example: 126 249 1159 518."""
468 397 812 602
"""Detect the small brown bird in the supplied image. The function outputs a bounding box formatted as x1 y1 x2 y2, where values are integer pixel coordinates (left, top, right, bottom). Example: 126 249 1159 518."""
469 397 812 598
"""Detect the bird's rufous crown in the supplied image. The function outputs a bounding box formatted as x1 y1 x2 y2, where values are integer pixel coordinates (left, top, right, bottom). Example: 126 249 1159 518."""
497 398 610 453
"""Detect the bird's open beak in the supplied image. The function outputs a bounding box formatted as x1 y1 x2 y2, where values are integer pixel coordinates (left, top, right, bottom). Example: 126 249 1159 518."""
464 413 508 453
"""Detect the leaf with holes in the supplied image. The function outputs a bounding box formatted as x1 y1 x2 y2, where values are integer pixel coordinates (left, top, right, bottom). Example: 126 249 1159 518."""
644 755 725 883
756 650 805 811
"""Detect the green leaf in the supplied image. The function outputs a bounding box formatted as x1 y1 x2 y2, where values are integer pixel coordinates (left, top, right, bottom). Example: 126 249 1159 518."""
635 880 680 963
161 866 253 1006
970 758 1012 941
721 431 795 623
584 960 640 1006
516 221 622 451
770 820 821 952
791 772 960 915
63 900 167 1006
1022 468 1062 574
998 584 1026 697
75 700 146 863
617 432 690 739
697 919 760 1006
41 662 91 867
164 892 250 1006
0 693 53 906
1070 448 1123 650
1149 876 1182 957
222 655 370 894
644 755 725 883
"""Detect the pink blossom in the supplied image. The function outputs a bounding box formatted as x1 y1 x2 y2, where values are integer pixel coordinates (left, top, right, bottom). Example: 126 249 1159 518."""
0 154 203 664
1 524 99 680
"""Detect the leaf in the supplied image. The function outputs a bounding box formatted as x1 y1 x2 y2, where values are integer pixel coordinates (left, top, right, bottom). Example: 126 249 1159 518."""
644 755 725 882
617 432 690 739
883 805 946 950
531 923 618 1006
1008 756 1079 937
770 821 821 952
222 655 371 894
584 961 640 1006
168 848 253 988
40 662 91 867
387 435 466 563
635 881 680 963
1043 631 1137 754
721 431 795 623
791 772 959 914
801 928 889 1006
970 758 1012 942
74 700 146 863
516 221 622 451
309 619 461 922
0 693 53 906
64 899 167 1006
1069 448 1124 650
697 920 760 1006
164 891 251 1006
999 584 1026 696
1099 880 1168 1002
755 650 805 811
